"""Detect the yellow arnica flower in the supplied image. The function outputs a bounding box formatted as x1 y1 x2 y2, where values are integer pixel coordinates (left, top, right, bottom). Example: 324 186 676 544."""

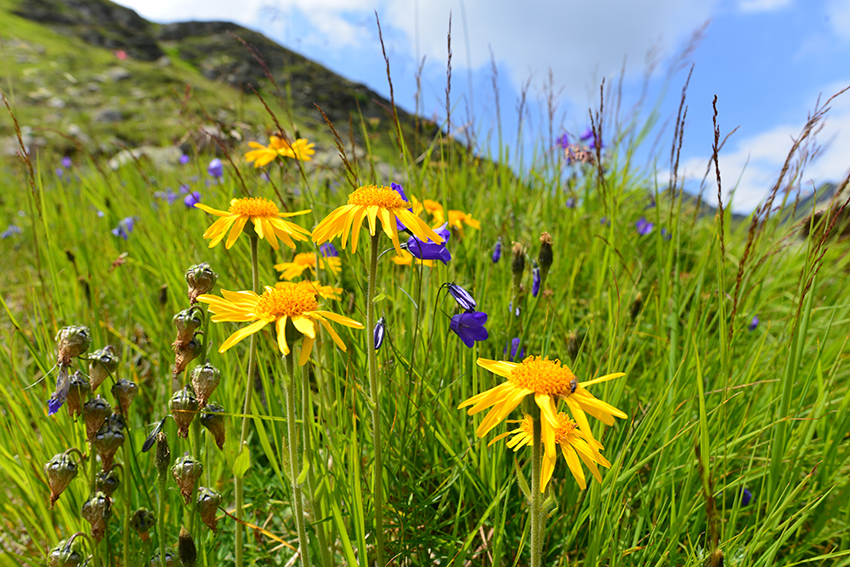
245 136 291 168
289 280 343 301
289 138 315 161
458 356 626 459
490 413 611 492
391 249 435 267
312 184 444 255
198 282 363 365
195 197 311 250
447 210 480 237
275 252 342 280
423 199 445 224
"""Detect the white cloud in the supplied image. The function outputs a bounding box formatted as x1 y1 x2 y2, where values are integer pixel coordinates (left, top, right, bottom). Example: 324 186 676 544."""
738 0 793 13
676 83 850 213
827 0 850 40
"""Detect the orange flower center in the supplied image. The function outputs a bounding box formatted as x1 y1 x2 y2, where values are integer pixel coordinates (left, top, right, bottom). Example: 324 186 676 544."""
521 412 577 444
508 356 577 397
228 197 280 217
347 185 409 209
255 283 318 317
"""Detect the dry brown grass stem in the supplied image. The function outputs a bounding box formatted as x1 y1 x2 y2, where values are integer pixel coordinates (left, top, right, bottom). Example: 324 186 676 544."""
375 12 404 157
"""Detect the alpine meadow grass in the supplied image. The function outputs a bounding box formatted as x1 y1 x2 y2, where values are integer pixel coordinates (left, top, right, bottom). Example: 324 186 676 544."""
1 36 850 567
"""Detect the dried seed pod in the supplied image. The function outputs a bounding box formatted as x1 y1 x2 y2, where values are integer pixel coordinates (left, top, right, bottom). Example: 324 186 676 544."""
172 309 203 349
44 449 82 507
196 487 222 532
173 335 203 377
178 526 197 567
81 491 112 542
150 551 177 567
199 402 225 450
185 263 218 304
56 326 92 366
47 537 83 567
190 363 220 407
95 465 122 497
66 371 91 418
82 396 111 441
172 454 204 504
93 414 125 470
131 508 157 541
170 388 198 438
111 379 138 414
88 345 119 391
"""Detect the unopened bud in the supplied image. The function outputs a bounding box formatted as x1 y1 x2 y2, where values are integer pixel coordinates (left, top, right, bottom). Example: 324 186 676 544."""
44 449 82 507
173 335 203 377
178 526 197 567
88 345 119 391
171 387 198 438
196 487 222 532
172 453 204 504
511 242 525 281
150 550 177 567
537 232 553 281
95 465 122 497
66 371 91 418
93 414 125 470
190 363 220 407
200 403 225 450
185 263 218 304
81 491 112 542
111 379 138 414
82 396 111 441
56 326 92 366
158 284 168 307
172 309 203 349
155 432 170 477
630 292 643 321
47 537 83 567
131 508 156 541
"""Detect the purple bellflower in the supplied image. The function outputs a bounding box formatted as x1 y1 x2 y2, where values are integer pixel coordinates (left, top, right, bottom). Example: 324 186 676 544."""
492 237 502 263
504 338 526 361
183 191 201 208
447 283 476 311
1 225 22 239
320 243 339 257
532 263 541 297
179 154 190 165
741 488 752 506
61 156 73 168
111 216 137 240
406 223 451 264
748 316 759 331
207 158 223 179
374 317 386 351
391 182 414 233
636 217 654 236
450 311 489 348
556 133 570 149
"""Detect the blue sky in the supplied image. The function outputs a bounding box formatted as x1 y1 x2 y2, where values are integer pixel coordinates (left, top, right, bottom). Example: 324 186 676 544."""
113 0 850 212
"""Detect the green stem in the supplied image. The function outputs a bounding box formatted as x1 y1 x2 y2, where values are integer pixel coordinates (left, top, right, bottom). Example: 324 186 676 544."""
302 361 333 567
123 423 131 567
284 350 311 567
190 415 202 553
530 408 544 567
235 234 260 567
89 445 100 567
366 232 386 567
157 464 168 567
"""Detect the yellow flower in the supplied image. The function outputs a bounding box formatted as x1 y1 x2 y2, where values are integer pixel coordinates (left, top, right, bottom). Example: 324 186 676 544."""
195 197 311 250
458 356 626 459
198 282 363 365
275 252 342 280
447 210 480 237
312 184 443 256
290 138 315 161
391 250 435 268
423 199 445 225
290 280 343 301
244 136 293 168
490 413 611 491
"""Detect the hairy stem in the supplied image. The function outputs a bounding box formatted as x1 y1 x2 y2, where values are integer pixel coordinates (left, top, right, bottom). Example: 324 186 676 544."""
285 350 311 567
302 361 332 567
367 232 386 566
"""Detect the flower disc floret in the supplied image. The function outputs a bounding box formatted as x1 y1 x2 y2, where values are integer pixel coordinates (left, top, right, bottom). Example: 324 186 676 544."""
508 356 576 398
195 196 310 250
347 185 409 209
255 283 319 318
228 197 280 217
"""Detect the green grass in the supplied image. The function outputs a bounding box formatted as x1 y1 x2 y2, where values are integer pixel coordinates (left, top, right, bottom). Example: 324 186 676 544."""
2 48 850 567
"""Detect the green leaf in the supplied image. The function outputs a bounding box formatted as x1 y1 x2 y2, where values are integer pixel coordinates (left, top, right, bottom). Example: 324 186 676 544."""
232 443 251 479
514 456 531 501
296 456 310 486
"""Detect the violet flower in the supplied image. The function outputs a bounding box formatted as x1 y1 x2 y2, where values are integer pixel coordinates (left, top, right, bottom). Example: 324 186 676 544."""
661 228 672 241
555 133 570 149
406 223 451 264
320 243 339 257
636 217 654 236
532 264 541 297
504 338 526 361
565 197 576 209
374 317 386 351
741 488 752 506
748 316 759 331
111 216 137 240
492 237 502 263
1 225 22 239
183 191 201 208
391 182 414 233
579 127 594 142
447 283 476 311
179 154 190 165
450 311 489 348
207 158 223 179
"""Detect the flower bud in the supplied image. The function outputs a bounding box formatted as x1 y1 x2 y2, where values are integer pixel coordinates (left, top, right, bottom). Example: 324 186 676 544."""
155 432 171 477
200 403 225 450
511 242 525 290
190 362 220 407
172 453 204 504
56 325 92 366
630 292 643 321
82 396 111 442
93 414 126 470
173 335 203 377
111 379 138 414
537 232 553 282
172 309 203 349
158 284 169 307
150 551 177 567
196 487 222 532
374 317 386 351
171 387 198 438
178 526 197 567
88 345 119 391
47 538 83 567
44 449 81 507
492 237 502 263
95 465 122 497
185 263 218 304
131 508 156 541
66 371 91 418
81 491 112 542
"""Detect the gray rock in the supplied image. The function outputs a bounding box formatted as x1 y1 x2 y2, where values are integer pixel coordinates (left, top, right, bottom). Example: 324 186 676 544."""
156 56 171 67
46 96 65 109
27 87 52 101
105 67 131 81
94 108 124 123
107 145 183 170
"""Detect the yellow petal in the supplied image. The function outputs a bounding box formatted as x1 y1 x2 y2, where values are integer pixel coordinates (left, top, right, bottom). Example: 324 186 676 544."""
299 336 314 366
292 316 316 339
475 358 518 378
225 216 249 249
275 317 290 355
194 203 229 217
219 319 269 353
